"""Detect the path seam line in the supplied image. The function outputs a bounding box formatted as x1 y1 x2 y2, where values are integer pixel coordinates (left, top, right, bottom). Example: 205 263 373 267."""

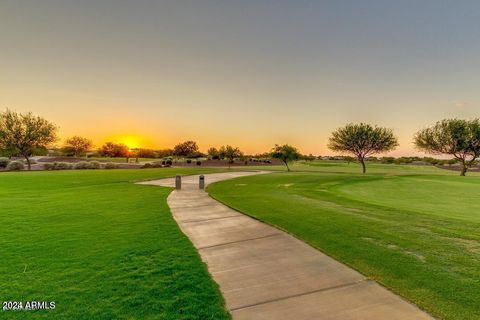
181 215 241 224
198 233 282 250
230 279 368 312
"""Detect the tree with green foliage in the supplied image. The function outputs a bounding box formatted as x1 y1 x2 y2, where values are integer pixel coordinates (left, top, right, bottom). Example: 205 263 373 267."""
0 109 57 170
173 140 199 158
64 136 92 157
271 144 301 171
219 145 243 168
414 119 480 176
100 142 129 158
207 147 220 159
328 123 398 173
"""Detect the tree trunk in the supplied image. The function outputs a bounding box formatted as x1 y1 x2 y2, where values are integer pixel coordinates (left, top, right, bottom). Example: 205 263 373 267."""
460 161 467 176
24 155 31 170
284 160 290 171
360 158 366 174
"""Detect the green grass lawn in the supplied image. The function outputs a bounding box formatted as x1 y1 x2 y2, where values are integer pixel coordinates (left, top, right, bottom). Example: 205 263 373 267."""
0 168 230 320
208 163 480 320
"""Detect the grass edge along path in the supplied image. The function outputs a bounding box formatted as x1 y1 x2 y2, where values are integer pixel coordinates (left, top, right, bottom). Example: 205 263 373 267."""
0 168 231 320
208 170 480 320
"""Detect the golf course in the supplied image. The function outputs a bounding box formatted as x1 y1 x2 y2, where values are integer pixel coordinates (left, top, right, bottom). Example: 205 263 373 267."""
209 162 480 320
4 2 480 318
1 162 478 319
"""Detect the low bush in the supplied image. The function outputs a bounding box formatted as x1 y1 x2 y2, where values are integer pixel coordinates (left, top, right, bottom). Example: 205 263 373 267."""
166 159 173 166
141 163 153 169
186 159 192 164
0 157 10 168
24 158 37 165
151 161 164 168
73 161 102 170
45 162 73 170
196 160 202 166
53 162 72 170
89 161 101 169
74 161 92 169
43 163 54 170
103 162 118 169
6 160 25 171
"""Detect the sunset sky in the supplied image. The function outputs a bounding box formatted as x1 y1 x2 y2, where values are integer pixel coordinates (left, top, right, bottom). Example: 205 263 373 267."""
1 1 479 155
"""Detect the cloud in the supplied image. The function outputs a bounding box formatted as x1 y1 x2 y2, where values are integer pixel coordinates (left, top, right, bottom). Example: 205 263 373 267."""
453 100 468 108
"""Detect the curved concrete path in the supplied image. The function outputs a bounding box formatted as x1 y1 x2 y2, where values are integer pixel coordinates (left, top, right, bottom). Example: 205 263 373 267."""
139 172 434 320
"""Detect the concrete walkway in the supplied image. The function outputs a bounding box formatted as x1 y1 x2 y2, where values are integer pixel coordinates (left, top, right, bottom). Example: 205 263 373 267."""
139 172 434 320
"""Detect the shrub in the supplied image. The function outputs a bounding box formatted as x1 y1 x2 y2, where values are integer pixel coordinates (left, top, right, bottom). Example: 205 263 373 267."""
24 158 37 165
43 162 72 170
43 163 54 170
74 161 92 169
166 159 173 166
151 161 164 168
53 162 72 170
186 159 192 164
141 163 153 169
196 160 202 166
6 160 24 171
0 157 10 168
381 157 395 164
103 162 118 169
89 161 101 169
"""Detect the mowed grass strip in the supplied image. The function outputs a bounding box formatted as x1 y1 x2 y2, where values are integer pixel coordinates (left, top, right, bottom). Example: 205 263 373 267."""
208 164 480 320
0 168 230 320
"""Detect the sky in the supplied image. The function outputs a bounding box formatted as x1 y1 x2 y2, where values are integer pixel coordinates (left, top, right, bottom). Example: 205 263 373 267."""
1 0 479 155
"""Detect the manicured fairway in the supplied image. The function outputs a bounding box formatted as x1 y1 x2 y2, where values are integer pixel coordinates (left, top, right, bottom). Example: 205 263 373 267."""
0 168 230 320
209 164 480 320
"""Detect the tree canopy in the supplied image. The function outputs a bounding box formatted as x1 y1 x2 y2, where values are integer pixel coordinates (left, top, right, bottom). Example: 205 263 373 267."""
328 123 398 173
173 140 199 157
207 147 220 159
219 145 243 168
414 119 480 176
0 109 57 170
100 142 129 158
64 136 92 157
271 144 301 171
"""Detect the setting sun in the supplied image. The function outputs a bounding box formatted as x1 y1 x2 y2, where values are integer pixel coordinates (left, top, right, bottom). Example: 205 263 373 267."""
121 136 140 149
104 135 148 149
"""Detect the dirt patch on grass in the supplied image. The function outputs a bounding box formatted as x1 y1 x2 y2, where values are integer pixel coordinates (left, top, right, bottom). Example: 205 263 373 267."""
361 237 426 262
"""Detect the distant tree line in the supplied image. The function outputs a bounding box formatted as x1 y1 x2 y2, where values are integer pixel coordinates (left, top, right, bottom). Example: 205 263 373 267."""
1 109 479 175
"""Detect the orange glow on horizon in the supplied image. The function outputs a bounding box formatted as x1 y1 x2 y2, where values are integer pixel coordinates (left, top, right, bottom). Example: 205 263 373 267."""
101 135 153 150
